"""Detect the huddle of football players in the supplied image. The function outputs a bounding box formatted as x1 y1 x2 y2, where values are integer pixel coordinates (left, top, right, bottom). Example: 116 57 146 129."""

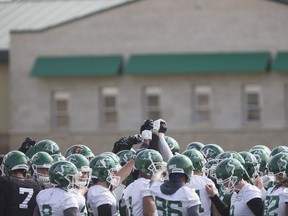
0 119 288 216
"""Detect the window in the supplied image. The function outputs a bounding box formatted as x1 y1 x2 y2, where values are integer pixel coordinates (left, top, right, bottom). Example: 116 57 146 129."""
101 87 118 124
52 91 70 129
193 85 212 122
244 85 262 122
144 87 161 120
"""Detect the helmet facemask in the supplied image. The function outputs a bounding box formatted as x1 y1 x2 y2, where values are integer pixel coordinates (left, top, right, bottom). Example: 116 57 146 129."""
217 175 238 194
202 148 215 161
65 172 82 190
32 164 51 185
106 168 120 187
206 164 217 180
74 166 91 189
148 161 165 176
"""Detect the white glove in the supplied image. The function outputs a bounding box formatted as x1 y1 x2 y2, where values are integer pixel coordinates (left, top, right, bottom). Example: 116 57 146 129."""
153 119 167 134
141 130 152 140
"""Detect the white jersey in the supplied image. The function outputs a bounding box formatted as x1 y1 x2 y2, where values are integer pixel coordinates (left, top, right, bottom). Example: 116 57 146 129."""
36 187 79 216
188 175 217 216
264 186 288 216
87 184 119 216
69 188 88 216
230 183 262 216
122 177 152 216
114 183 126 202
150 181 201 216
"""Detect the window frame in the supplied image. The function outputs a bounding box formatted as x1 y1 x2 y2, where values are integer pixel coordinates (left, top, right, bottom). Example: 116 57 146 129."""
143 86 162 120
100 86 119 125
192 84 213 122
51 90 70 130
243 84 262 123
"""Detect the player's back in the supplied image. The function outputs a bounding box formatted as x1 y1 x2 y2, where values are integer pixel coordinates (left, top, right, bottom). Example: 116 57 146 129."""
122 177 151 216
36 187 79 216
0 176 42 216
188 175 216 216
150 181 201 216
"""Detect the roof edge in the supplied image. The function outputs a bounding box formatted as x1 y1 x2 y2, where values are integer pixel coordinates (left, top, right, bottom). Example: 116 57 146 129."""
10 0 141 34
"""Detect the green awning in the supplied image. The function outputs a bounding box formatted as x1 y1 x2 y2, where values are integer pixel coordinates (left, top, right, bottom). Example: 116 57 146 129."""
272 52 288 73
30 55 123 77
271 0 288 4
124 52 270 75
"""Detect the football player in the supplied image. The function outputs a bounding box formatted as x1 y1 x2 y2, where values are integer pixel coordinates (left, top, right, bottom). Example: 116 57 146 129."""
29 151 53 188
67 153 92 216
263 152 288 215
33 160 80 216
183 149 220 216
150 154 201 216
87 154 124 215
122 149 164 216
0 150 43 215
205 158 264 216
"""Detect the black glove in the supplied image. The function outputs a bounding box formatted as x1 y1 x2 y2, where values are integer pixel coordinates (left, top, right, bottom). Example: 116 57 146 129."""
159 120 167 133
112 137 128 153
140 119 154 133
18 137 36 154
153 119 167 134
127 134 142 145
112 134 143 153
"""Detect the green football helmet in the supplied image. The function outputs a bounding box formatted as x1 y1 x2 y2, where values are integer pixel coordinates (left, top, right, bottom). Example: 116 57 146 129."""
49 160 79 190
26 139 60 159
64 145 94 161
89 155 120 186
216 151 245 166
30 151 53 184
100 152 121 170
216 158 245 194
67 154 91 188
164 136 180 154
268 152 288 177
200 143 224 161
249 145 271 155
116 150 136 166
1 150 29 176
249 148 269 176
182 149 206 173
51 154 66 163
135 149 164 176
239 151 259 180
270 146 288 158
167 154 193 182
186 141 205 151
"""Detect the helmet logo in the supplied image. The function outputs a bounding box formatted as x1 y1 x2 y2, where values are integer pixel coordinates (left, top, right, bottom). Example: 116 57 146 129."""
225 160 235 176
43 144 54 152
73 146 83 154
251 150 262 163
277 156 287 172
58 164 73 174
67 156 78 165
33 154 41 162
97 158 110 168
123 154 130 163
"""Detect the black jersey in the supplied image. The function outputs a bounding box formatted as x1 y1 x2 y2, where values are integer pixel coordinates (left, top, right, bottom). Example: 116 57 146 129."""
0 176 43 216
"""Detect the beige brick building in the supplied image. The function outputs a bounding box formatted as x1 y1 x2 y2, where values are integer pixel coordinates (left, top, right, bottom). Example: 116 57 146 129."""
1 0 288 155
